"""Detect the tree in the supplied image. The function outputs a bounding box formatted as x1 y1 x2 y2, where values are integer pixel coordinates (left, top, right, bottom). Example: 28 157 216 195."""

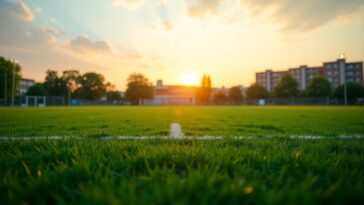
27 83 47 96
74 72 107 100
0 57 22 102
43 70 68 97
125 73 154 105
62 70 81 104
107 91 122 102
105 82 116 92
246 83 269 99
213 92 227 105
228 86 243 104
104 82 122 102
305 77 332 97
196 75 212 104
334 82 364 101
273 75 299 97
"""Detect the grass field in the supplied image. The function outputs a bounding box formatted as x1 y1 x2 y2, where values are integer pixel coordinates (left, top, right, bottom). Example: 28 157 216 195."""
1 106 364 137
1 106 364 204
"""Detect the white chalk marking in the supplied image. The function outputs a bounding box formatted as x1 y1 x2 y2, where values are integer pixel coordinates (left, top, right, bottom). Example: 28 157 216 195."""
0 135 362 141
1 122 362 141
0 136 65 140
102 136 113 141
170 123 184 138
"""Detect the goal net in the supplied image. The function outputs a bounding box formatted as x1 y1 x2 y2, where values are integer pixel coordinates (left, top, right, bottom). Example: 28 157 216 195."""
21 96 47 107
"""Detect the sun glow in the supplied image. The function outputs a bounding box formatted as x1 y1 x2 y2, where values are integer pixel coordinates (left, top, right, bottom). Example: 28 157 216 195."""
180 72 198 86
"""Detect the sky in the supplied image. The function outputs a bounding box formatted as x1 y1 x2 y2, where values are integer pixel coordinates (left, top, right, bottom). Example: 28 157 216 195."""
0 0 364 89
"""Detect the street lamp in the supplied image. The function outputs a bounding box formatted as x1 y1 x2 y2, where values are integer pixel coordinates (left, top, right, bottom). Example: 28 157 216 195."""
339 54 347 106
11 59 18 107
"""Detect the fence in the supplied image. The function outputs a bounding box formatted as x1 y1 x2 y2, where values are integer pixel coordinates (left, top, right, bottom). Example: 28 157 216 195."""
1 96 363 106
244 96 364 106
70 99 123 106
0 97 123 106
268 97 330 105
0 96 65 106
245 97 330 105
21 96 66 106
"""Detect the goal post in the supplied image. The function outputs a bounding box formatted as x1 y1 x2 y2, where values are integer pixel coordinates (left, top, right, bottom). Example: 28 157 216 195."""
21 96 46 107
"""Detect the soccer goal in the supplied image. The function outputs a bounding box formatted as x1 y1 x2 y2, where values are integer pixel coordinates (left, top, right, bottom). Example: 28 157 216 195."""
21 96 47 107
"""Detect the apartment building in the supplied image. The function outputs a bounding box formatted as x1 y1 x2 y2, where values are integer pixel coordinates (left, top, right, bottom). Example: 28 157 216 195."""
19 78 35 95
256 58 363 92
323 58 363 88
256 70 289 92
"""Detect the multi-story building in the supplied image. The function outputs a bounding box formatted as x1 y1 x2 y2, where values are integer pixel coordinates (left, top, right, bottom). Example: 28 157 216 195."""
19 78 35 95
256 70 289 92
288 66 323 91
256 58 363 92
323 58 363 88
145 80 247 105
144 80 197 105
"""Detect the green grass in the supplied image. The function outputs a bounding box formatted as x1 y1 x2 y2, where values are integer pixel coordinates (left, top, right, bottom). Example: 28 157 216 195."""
0 106 364 137
1 139 363 205
1 106 364 204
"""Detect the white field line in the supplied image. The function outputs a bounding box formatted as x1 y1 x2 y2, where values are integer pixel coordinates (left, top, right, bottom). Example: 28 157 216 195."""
0 123 362 140
0 135 363 141
170 123 184 138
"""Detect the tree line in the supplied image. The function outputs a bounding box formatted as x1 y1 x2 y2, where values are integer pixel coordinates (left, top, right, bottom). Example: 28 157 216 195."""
1 56 364 105
123 73 245 105
245 75 364 102
27 70 122 103
0 57 122 104
198 74 364 105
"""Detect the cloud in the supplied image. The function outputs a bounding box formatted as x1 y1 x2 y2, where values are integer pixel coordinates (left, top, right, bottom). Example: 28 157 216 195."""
35 7 43 13
0 1 98 80
0 1 51 49
186 0 227 19
112 0 166 8
68 35 111 54
0 1 34 22
155 0 167 5
184 0 364 31
0 0 165 89
239 0 364 32
43 27 65 36
150 19 174 31
163 20 174 30
19 1 34 21
112 0 144 9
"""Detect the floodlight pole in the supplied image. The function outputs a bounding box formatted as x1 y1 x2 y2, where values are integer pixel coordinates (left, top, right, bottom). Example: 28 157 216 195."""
11 59 16 106
344 82 347 106
339 54 347 106
4 69 7 105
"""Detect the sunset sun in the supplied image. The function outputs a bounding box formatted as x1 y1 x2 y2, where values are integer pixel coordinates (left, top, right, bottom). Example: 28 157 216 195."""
180 72 198 86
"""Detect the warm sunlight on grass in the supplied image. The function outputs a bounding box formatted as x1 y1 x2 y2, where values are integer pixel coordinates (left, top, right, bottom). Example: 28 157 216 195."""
180 72 198 86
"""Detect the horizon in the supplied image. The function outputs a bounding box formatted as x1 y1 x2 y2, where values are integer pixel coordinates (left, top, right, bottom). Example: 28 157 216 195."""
1 0 364 89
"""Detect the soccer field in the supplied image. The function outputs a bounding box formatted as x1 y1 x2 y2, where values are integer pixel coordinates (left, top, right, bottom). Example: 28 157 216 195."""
1 106 364 137
1 106 364 204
